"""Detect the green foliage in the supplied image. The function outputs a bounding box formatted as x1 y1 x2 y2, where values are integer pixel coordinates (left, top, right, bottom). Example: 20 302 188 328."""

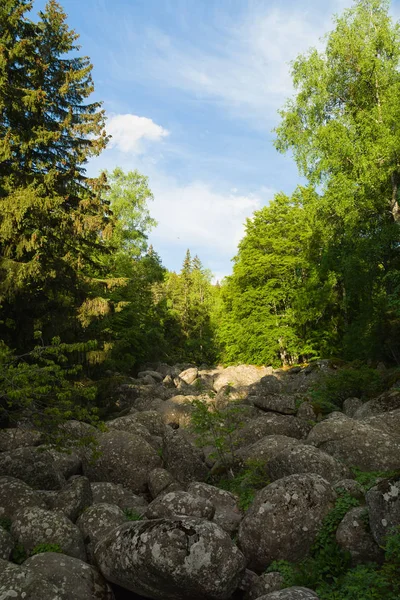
352 468 400 492
189 397 246 475
217 459 269 511
0 336 101 449
310 364 385 413
162 251 220 364
124 509 144 521
270 493 400 599
31 543 63 556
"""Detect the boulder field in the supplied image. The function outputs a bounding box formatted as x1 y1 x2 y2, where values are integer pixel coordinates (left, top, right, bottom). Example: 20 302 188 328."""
1 361 400 599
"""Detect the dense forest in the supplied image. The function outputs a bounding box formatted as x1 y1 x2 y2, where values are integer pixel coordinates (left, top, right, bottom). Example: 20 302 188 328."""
1 0 400 428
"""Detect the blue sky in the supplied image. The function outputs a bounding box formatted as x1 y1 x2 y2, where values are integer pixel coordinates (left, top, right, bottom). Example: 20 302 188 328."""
31 0 400 280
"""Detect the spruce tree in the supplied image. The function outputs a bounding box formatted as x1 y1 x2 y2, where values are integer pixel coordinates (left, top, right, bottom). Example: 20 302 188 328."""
0 1 111 349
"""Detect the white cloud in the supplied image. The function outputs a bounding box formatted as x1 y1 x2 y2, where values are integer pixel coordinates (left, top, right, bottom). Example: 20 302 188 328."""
121 0 354 128
148 176 276 273
106 113 169 153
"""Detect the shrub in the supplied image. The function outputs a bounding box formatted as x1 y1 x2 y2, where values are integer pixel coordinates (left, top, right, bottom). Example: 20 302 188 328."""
217 459 269 511
310 364 384 414
0 335 102 451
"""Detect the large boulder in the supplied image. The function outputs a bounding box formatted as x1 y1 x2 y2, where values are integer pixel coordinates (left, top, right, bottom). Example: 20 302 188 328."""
234 415 311 448
213 365 271 393
83 430 162 493
106 414 158 447
125 410 166 437
0 447 65 489
11 506 86 560
95 518 246 600
353 390 400 419
91 481 147 511
238 436 302 471
0 428 42 452
148 468 181 499
238 474 336 571
343 398 363 418
146 490 214 520
366 477 400 546
362 409 400 438
23 552 114 600
179 367 199 385
250 395 296 415
336 507 384 565
306 413 400 471
0 558 63 600
51 476 92 522
187 481 242 534
0 476 46 520
77 503 126 549
267 444 350 484
162 428 208 484
155 397 195 428
256 589 319 600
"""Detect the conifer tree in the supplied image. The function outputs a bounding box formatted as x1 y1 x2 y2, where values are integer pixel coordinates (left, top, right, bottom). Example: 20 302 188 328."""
0 1 111 349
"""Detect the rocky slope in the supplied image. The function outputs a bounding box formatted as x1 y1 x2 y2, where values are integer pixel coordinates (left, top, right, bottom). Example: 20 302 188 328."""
1 362 400 599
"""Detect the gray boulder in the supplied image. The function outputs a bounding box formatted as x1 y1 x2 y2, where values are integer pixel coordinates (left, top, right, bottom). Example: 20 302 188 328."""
353 390 400 419
336 507 384 565
77 503 126 549
95 518 246 600
362 409 400 438
250 395 296 415
11 506 86 560
343 398 363 418
148 467 180 499
238 474 336 571
0 558 62 600
83 430 162 493
0 447 65 489
306 413 400 471
296 402 316 421
366 477 400 545
91 481 147 511
0 476 46 520
162 428 208 484
23 552 114 599
146 490 214 520
0 428 41 452
130 410 167 437
234 415 311 448
238 435 302 471
187 481 242 533
138 370 164 382
267 444 350 483
52 476 92 522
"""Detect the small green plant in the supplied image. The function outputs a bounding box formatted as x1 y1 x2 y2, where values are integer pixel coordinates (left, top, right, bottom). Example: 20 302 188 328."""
124 509 143 521
31 543 63 556
351 468 400 492
189 397 246 476
0 517 12 532
268 503 400 599
217 459 269 511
